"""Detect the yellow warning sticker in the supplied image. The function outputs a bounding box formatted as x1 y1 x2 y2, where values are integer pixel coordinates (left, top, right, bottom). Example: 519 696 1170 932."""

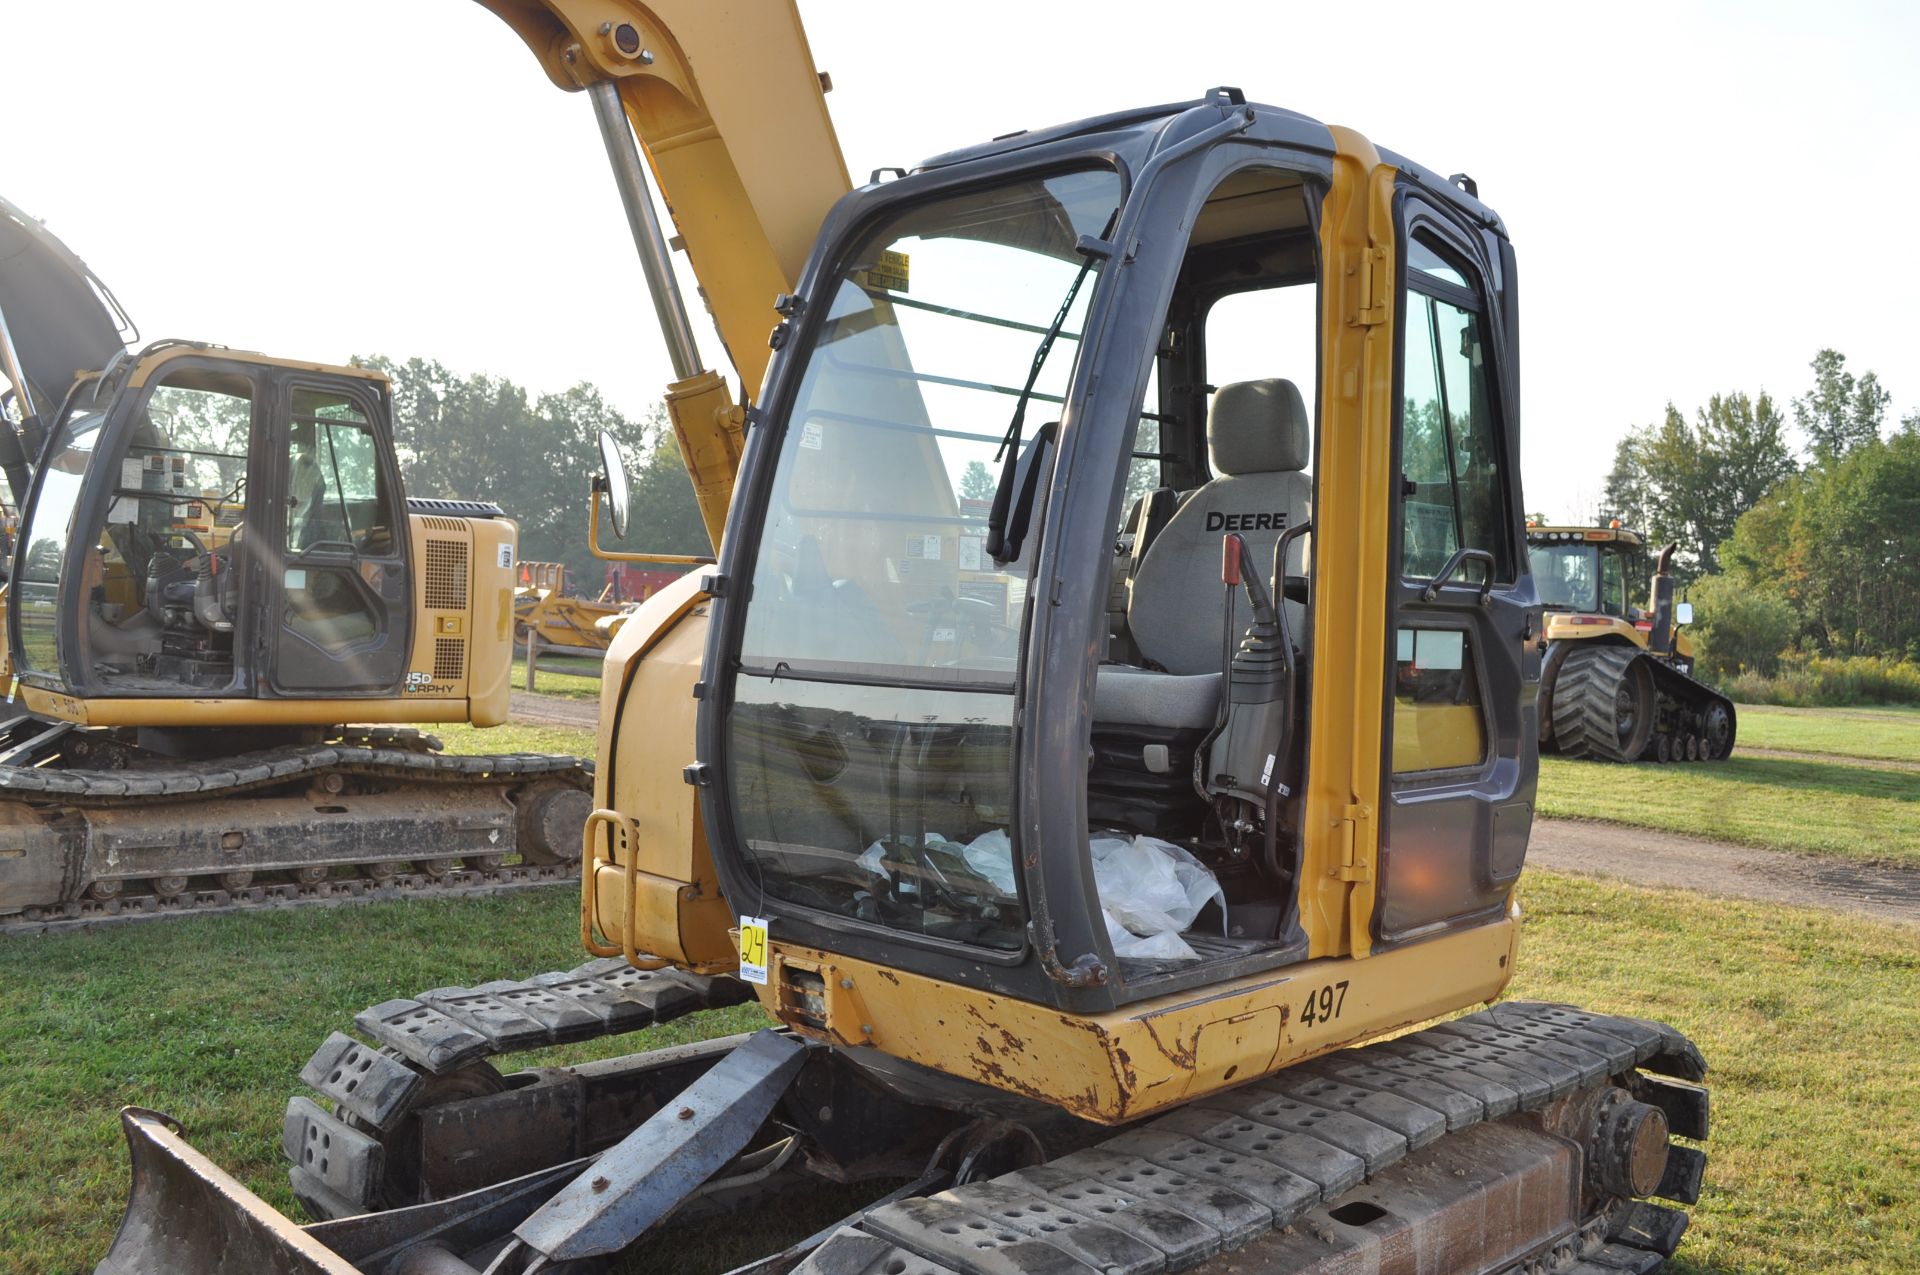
863 249 910 293
739 915 770 985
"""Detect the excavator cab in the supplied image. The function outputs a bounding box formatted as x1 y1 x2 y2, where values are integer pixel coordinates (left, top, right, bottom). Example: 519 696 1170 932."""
9 348 416 707
685 92 1541 1042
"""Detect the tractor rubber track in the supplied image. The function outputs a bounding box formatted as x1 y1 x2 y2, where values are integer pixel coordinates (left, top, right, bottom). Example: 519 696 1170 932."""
1550 644 1738 764
1644 657 1739 762
1549 645 1648 763
288 979 1707 1273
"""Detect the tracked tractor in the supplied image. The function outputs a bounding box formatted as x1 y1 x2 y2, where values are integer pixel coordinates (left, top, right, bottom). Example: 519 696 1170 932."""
0 195 592 925
92 3 1712 1272
1528 524 1736 763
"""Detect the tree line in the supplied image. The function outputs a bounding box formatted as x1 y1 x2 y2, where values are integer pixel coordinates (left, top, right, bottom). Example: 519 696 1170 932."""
355 355 706 592
1601 349 1920 676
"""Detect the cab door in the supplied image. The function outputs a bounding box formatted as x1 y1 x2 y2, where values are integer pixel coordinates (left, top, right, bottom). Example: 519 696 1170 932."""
266 376 411 695
1374 199 1538 948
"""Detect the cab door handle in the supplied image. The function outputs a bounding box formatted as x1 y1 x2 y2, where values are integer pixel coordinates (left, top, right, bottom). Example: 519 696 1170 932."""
1420 548 1495 606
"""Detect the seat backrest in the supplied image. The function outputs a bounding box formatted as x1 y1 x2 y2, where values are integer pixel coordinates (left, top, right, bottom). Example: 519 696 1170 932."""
1127 378 1311 676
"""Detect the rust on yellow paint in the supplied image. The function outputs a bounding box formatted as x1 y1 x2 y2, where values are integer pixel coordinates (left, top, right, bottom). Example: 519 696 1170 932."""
756 911 1519 1124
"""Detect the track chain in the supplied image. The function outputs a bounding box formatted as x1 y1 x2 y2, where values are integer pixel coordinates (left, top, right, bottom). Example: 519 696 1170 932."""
799 1001 1708 1275
1 859 579 934
284 959 756 1218
0 742 590 807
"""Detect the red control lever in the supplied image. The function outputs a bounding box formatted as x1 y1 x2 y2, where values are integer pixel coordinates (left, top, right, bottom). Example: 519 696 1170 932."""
1221 533 1245 587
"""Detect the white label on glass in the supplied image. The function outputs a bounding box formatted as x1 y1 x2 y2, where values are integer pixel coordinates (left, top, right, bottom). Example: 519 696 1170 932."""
799 420 824 451
285 568 308 590
922 535 942 561
1415 629 1466 671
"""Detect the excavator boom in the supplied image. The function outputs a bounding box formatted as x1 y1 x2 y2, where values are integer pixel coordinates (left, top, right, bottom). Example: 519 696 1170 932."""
476 0 851 547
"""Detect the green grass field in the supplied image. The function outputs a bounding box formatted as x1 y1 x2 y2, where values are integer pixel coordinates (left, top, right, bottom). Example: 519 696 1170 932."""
434 720 597 758
1736 703 1920 764
1538 753 1920 864
1 873 1913 1274
510 654 604 701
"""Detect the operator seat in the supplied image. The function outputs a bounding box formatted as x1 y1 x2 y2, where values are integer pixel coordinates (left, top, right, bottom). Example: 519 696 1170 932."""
1095 378 1312 728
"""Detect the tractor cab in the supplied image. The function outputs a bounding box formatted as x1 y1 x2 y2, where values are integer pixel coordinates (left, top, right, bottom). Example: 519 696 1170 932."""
1525 522 1649 621
655 91 1541 1062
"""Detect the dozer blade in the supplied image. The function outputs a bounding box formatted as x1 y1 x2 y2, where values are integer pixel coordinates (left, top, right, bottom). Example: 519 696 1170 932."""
95 1107 357 1275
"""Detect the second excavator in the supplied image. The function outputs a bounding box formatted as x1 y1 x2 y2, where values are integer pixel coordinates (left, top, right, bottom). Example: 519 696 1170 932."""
95 2 1711 1272
0 195 592 925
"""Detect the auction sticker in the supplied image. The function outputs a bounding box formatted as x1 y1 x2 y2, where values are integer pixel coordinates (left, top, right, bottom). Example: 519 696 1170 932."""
739 916 770 985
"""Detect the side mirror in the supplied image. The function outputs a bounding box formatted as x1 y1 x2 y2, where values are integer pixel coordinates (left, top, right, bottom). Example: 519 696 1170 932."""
597 429 630 541
1674 601 1694 626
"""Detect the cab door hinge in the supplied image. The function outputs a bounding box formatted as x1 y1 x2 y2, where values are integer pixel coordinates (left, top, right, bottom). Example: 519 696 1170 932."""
1348 245 1390 328
1334 802 1374 881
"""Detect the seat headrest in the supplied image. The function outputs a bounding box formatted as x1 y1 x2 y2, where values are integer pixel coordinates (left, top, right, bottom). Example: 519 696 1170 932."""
1207 378 1309 476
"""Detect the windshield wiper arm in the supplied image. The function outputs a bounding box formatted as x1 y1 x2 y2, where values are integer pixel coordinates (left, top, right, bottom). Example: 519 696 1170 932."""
985 222 1116 561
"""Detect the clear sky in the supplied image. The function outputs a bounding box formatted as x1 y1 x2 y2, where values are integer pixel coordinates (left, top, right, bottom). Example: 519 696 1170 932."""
4 0 1914 521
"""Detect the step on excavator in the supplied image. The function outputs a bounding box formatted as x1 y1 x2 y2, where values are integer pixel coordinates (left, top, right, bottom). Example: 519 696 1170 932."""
0 195 593 927
1527 523 1737 763
95 2 1710 1271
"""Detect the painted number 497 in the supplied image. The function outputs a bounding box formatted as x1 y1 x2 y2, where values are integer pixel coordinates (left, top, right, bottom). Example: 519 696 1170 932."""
1299 980 1349 1027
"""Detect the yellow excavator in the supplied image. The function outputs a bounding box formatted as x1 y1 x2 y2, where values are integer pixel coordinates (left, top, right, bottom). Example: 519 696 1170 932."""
0 195 591 925
1527 523 1736 763
96 3 1710 1272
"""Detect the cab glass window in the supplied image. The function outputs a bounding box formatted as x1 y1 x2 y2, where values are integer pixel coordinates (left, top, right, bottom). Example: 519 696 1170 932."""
1601 548 1627 618
728 168 1124 952
1391 626 1486 773
286 389 393 555
1203 283 1318 421
1399 235 1509 584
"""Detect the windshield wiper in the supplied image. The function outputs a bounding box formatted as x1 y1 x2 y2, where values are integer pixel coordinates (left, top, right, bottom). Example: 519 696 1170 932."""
984 220 1115 563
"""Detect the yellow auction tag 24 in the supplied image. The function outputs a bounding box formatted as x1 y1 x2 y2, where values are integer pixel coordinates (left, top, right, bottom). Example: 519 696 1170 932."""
739 915 770 985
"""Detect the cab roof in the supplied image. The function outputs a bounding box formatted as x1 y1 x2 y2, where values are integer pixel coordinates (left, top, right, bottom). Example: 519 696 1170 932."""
910 90 1506 234
1527 524 1646 549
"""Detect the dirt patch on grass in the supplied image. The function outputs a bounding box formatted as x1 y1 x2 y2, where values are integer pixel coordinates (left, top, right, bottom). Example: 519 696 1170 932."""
511 691 598 729
1530 817 1920 927
1736 744 1920 773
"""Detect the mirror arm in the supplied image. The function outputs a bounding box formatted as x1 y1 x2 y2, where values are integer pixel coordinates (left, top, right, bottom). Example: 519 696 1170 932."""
587 488 716 566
